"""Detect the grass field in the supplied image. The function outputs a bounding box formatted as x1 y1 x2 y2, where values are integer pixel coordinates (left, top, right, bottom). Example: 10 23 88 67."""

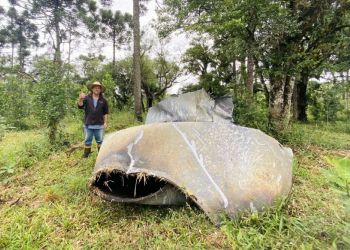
0 112 349 249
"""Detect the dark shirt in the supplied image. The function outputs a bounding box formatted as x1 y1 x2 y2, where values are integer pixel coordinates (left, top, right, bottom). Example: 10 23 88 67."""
78 94 109 125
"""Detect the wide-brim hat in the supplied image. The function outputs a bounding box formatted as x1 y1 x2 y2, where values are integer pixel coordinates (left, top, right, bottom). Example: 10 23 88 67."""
87 81 106 92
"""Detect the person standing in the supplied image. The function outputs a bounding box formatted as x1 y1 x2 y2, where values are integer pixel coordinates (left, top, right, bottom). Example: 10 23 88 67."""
77 81 109 158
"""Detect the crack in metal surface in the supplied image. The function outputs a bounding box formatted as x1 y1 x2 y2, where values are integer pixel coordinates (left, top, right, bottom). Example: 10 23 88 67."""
126 130 144 174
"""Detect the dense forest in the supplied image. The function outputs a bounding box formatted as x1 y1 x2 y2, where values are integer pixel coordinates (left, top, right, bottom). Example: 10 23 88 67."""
0 0 349 249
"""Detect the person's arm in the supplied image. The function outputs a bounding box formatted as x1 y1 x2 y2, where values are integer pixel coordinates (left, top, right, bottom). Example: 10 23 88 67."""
103 114 108 129
103 99 109 129
77 92 86 109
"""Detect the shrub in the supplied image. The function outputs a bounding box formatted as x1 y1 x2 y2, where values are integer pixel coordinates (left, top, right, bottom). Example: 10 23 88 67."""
233 86 269 132
32 59 75 144
0 77 31 129
308 81 344 122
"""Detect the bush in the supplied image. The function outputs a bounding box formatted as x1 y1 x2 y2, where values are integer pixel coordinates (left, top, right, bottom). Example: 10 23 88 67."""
181 75 230 98
308 81 344 122
101 72 116 112
0 77 31 129
233 86 269 132
32 59 78 143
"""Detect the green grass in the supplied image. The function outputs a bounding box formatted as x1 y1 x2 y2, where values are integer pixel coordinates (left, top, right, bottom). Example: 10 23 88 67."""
284 122 350 149
0 115 349 249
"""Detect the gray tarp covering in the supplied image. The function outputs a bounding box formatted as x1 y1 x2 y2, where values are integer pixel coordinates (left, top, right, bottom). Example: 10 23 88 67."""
90 90 293 224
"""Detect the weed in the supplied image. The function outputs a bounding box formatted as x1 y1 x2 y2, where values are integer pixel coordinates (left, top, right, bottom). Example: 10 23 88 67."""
0 164 15 175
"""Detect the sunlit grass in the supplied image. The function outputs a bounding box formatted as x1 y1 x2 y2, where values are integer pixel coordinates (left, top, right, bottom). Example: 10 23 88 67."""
285 122 350 149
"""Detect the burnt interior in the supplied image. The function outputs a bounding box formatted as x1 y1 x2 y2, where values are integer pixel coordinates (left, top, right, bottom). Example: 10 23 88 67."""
92 170 168 199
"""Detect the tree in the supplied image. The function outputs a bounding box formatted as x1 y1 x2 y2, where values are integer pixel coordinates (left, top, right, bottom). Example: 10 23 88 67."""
308 81 343 122
4 4 39 69
183 41 213 76
101 72 116 109
29 0 98 64
290 1 350 122
160 0 350 133
133 0 142 121
141 53 181 108
104 60 134 109
0 6 6 51
78 53 105 81
32 58 72 143
99 9 132 65
182 40 233 97
94 52 181 110
0 76 31 129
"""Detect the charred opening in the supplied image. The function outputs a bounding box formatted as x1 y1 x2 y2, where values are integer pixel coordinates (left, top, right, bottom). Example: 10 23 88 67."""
92 170 168 199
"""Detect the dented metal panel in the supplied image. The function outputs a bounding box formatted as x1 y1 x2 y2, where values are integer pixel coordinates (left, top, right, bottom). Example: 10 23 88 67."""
90 121 293 223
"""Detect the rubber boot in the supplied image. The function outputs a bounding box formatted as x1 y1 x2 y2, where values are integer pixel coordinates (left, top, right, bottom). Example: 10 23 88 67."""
97 144 101 152
83 146 91 158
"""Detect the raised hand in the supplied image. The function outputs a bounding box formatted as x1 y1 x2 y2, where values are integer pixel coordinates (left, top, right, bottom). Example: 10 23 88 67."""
79 92 86 100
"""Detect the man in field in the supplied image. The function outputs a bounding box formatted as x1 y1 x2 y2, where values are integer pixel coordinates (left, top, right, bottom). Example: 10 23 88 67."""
78 81 109 158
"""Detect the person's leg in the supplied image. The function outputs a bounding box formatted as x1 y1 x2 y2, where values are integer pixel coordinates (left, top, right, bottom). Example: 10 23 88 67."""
94 128 104 152
83 127 93 158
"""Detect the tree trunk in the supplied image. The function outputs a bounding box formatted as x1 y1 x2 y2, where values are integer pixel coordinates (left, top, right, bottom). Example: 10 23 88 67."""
18 43 24 70
293 71 309 122
133 0 142 121
18 25 26 70
240 57 247 86
346 70 349 120
147 96 153 108
232 59 237 84
254 60 269 105
53 1 62 64
48 122 58 144
10 15 15 69
141 80 153 110
11 42 14 69
141 94 146 112
112 30 116 66
292 82 298 121
247 55 254 94
67 30 72 65
268 75 294 134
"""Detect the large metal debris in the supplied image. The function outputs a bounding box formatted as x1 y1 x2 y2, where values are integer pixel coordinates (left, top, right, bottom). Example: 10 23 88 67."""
145 89 233 124
89 90 293 224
